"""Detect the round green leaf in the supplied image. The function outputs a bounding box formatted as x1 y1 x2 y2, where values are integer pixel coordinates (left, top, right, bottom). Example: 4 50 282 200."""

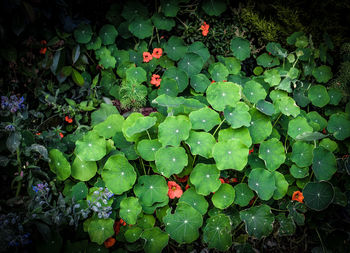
201 0 227 16
155 146 188 177
125 116 157 138
137 214 156 229
178 53 204 77
120 197 142 225
290 141 314 167
290 164 309 179
264 68 281 87
212 183 235 209
209 62 229 82
161 0 179 17
248 109 272 144
189 107 221 132
158 115 191 146
240 205 274 239
125 226 143 243
49 149 71 181
312 65 333 83
206 82 242 111
219 56 241 75
327 112 350 140
163 203 203 244
218 127 252 148
129 18 153 39
122 112 144 142
121 1 148 21
190 163 221 196
179 188 209 215
306 111 327 131
88 218 114 245
151 13 175 31
230 37 250 61
234 183 254 207
275 96 300 117
243 80 267 104
86 36 102 50
257 53 280 68
328 88 343 105
162 66 189 92
203 214 232 251
141 227 169 253
133 175 168 206
71 182 88 201
256 100 275 116
303 181 334 211
126 66 147 83
188 42 210 63
93 114 124 139
74 24 93 44
272 171 288 200
287 116 313 139
101 154 136 194
91 103 120 126
75 131 107 162
312 147 337 181
308 85 330 107
190 73 211 93
248 168 276 201
185 131 216 158
276 214 296 236
164 36 188 61
258 138 285 171
224 102 251 128
212 139 249 171
319 138 338 152
71 156 97 181
266 42 287 58
99 24 118 45
137 139 162 161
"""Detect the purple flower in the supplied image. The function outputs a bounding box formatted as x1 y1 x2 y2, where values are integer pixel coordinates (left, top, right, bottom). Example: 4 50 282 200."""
1 95 26 113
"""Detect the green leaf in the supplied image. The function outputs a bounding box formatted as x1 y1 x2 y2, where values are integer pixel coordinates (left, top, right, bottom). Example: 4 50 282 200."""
141 227 169 253
290 164 309 179
161 0 179 17
99 24 118 45
290 141 314 167
125 226 143 243
206 82 242 111
218 127 252 148
155 146 188 177
49 149 71 181
188 42 210 63
258 138 285 171
151 13 175 31
125 117 157 138
91 103 120 127
137 214 156 229
189 107 221 132
212 183 235 209
248 168 276 201
74 24 93 44
179 188 209 215
257 53 280 68
312 147 337 181
248 109 272 144
209 62 229 82
303 181 334 211
306 111 327 131
86 36 102 50
134 175 168 207
203 214 232 251
201 0 227 16
264 69 281 87
162 66 189 92
164 36 188 61
128 18 153 39
312 65 333 83
266 42 287 58
308 85 330 107
126 66 147 83
71 156 97 181
275 96 300 117
120 197 142 225
72 69 84 86
287 116 313 139
122 112 144 142
163 203 203 244
327 113 350 140
93 114 124 139
243 80 267 104
190 73 211 93
178 53 204 77
240 205 274 239
158 78 179 97
158 115 191 146
71 182 88 201
101 154 136 194
88 218 114 245
276 214 296 236
328 88 343 105
224 103 251 128
256 100 275 116
272 171 288 200
75 131 107 161
230 37 250 61
218 56 241 75
213 139 249 171
319 138 338 152
185 131 216 158
234 183 254 207
295 132 327 141
137 139 162 161
190 163 221 196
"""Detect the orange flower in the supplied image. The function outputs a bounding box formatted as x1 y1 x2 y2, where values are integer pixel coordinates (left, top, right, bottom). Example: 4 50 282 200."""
168 181 183 199
152 48 163 59
175 174 188 183
35 132 41 136
211 80 215 83
292 191 304 203
104 237 116 248
200 22 210 36
39 47 47 54
150 74 161 87
65 116 73 123
119 218 126 226
185 184 190 190
143 52 153 62
219 178 225 184
59 132 64 138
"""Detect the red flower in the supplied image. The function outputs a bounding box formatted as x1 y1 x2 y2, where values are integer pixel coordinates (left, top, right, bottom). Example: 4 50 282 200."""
104 237 116 248
150 74 161 87
119 218 126 226
152 48 163 59
292 191 304 203
219 178 225 184
175 175 188 183
249 148 254 155
200 22 210 36
185 184 190 190
249 196 256 206
168 181 183 199
65 116 73 123
143 52 153 62
59 132 64 138
40 40 47 45
211 80 215 83
35 132 41 136
39 47 47 55
322 128 327 134
230 178 238 183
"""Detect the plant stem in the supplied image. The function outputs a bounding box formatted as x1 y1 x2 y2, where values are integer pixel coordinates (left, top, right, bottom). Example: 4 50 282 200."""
240 175 246 183
213 119 225 137
146 130 152 140
270 207 288 212
191 155 197 168
140 158 147 175
15 147 22 197
316 228 326 253
272 113 282 128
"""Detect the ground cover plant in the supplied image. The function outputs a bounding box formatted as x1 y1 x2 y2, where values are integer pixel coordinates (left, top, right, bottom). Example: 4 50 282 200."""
0 0 350 252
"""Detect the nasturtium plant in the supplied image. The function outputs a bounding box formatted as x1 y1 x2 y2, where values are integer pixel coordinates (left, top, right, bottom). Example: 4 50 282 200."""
248 168 276 201
185 131 216 158
141 227 169 253
248 109 272 144
179 188 209 215
224 103 251 128
155 146 188 177
243 80 267 104
190 163 221 196
119 197 142 224
303 181 335 211
158 115 191 146
189 107 220 132
234 183 255 207
258 138 286 171
71 156 97 181
49 149 71 181
203 214 232 251
212 183 235 209
230 37 251 61
134 175 168 207
87 218 115 245
75 131 107 161
206 82 241 111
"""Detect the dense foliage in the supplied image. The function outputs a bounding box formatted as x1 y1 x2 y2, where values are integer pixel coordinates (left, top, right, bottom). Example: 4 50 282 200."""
1 0 350 252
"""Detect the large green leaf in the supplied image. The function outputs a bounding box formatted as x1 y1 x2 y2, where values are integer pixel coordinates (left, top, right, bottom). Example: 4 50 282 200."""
74 24 93 44
327 113 350 140
137 139 162 161
88 218 114 245
75 131 107 162
119 197 142 225
257 53 280 68
264 68 281 86
185 131 216 158
243 80 267 104
272 171 288 200
155 146 188 177
178 53 204 77
190 163 221 196
201 0 227 16
206 82 242 111
312 65 332 83
101 154 136 194
151 13 175 31
275 96 300 117
141 227 169 253
203 214 232 251
128 18 153 39
164 36 188 61
308 85 330 107
258 138 285 171
248 109 272 144
162 66 189 92
49 149 71 181
99 24 118 45
91 103 120 126
133 175 168 207
209 62 229 82
290 141 314 167
287 116 313 139
234 183 254 207
212 183 235 209
230 37 250 61
303 181 334 211
93 114 124 139
189 107 221 132
125 116 157 138
179 188 209 215
190 73 211 93
71 156 97 181
248 168 276 201
224 103 251 128
188 42 210 63
218 127 252 148
158 115 191 146
312 147 337 181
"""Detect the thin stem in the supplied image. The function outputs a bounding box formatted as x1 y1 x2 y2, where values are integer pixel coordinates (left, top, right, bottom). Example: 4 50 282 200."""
240 175 246 183
272 113 282 128
233 222 244 235
284 134 288 153
140 158 147 175
251 197 258 207
148 26 155 49
15 147 22 197
316 228 326 253
175 17 188 29
270 207 288 212
191 155 197 168
213 119 225 137
146 130 152 140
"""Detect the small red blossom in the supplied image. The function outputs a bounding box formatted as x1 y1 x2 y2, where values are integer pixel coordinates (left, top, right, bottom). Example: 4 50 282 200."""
230 178 238 183
200 22 210 36
322 128 327 134
175 174 188 183
120 218 127 226
150 74 161 87
65 116 73 123
168 181 183 199
211 80 215 83
223 80 227 82
39 47 47 55
35 132 41 136
104 237 116 248
40 40 47 45
268 52 272 55
249 196 257 206
114 221 121 235
185 184 190 190
152 48 163 59
249 148 254 155
292 191 304 203
219 178 225 184
59 132 64 138
143 52 153 62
